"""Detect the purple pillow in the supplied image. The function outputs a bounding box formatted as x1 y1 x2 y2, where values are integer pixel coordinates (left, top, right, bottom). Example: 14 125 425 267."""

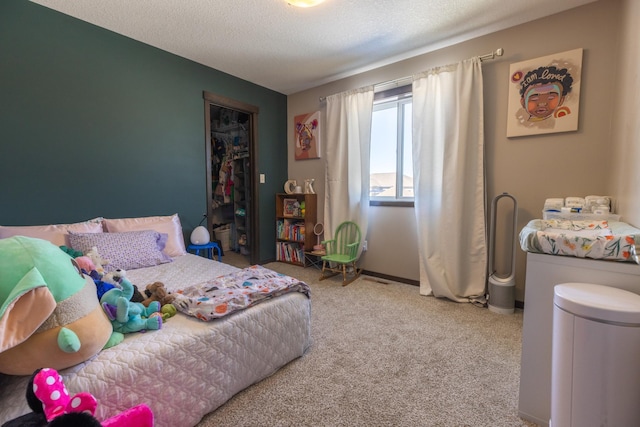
69 230 172 271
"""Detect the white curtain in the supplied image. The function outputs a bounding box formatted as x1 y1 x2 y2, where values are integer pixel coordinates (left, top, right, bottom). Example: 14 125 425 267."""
412 58 487 303
324 87 374 243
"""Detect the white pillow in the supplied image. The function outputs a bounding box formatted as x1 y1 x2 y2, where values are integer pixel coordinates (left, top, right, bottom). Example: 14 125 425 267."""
103 214 187 257
0 218 103 247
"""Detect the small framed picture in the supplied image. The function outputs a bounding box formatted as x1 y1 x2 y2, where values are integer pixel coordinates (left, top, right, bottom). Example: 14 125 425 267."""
294 111 321 160
283 199 299 217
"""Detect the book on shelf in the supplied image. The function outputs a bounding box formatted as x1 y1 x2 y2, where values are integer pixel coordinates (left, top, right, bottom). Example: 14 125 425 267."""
276 241 304 264
276 219 305 242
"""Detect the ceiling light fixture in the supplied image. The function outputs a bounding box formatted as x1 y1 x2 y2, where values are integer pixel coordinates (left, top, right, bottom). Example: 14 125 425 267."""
287 0 325 7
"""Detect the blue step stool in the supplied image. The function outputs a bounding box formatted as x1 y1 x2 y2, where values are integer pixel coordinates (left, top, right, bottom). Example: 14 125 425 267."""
187 242 222 261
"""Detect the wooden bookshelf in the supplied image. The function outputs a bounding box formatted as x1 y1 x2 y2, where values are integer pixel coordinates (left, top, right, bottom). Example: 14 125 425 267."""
275 193 317 266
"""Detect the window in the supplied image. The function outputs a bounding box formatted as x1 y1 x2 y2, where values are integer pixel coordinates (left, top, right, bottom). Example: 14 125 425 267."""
369 86 413 203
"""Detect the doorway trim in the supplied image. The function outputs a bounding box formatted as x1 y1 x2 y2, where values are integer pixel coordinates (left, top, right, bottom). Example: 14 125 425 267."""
203 91 259 265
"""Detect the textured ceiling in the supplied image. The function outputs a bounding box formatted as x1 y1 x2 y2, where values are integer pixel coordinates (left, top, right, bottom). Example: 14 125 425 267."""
31 0 597 95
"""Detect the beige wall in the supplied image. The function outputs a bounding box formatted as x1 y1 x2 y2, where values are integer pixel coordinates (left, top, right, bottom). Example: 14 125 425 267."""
287 0 625 302
611 0 640 226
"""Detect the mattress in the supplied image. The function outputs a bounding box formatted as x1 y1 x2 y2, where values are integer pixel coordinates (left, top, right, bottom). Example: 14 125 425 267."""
0 254 311 426
519 219 640 263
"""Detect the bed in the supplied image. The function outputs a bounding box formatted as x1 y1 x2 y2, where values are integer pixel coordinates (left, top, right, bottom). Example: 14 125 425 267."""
0 216 311 427
519 218 640 263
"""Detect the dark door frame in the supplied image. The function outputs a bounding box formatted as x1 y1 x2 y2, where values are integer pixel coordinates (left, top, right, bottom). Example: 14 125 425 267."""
203 91 259 265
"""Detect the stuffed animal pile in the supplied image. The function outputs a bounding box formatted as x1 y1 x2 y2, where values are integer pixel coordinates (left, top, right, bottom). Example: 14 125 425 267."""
68 248 176 333
0 236 177 376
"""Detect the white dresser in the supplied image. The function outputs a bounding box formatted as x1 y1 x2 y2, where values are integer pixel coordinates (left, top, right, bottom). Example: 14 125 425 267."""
518 252 640 426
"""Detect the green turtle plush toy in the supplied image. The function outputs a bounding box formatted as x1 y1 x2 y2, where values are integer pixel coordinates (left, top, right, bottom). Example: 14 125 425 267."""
0 236 118 375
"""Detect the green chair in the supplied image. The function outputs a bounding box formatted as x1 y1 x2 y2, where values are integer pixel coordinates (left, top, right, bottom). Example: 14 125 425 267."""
319 221 362 286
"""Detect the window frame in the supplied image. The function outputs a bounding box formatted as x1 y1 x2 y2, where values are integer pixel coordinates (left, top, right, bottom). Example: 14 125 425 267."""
369 85 414 207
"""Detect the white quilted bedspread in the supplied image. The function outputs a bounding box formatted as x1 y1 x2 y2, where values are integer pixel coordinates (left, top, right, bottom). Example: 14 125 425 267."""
0 254 311 427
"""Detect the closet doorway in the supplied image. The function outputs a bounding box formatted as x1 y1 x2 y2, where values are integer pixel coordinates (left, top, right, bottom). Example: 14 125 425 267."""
204 91 259 264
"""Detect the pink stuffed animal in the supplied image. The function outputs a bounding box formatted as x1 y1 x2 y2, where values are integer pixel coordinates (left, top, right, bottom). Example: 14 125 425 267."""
31 368 154 427
74 255 96 273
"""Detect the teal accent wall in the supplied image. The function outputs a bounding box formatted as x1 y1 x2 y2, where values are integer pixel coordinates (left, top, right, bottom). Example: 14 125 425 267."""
0 0 287 263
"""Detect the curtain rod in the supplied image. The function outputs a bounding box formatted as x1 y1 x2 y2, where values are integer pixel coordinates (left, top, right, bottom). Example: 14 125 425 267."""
318 48 504 103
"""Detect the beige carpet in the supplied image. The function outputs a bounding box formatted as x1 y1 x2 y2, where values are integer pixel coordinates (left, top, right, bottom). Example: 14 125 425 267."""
196 253 538 427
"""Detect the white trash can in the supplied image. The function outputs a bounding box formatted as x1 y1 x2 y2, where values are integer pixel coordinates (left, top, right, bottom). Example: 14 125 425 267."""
551 283 640 427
